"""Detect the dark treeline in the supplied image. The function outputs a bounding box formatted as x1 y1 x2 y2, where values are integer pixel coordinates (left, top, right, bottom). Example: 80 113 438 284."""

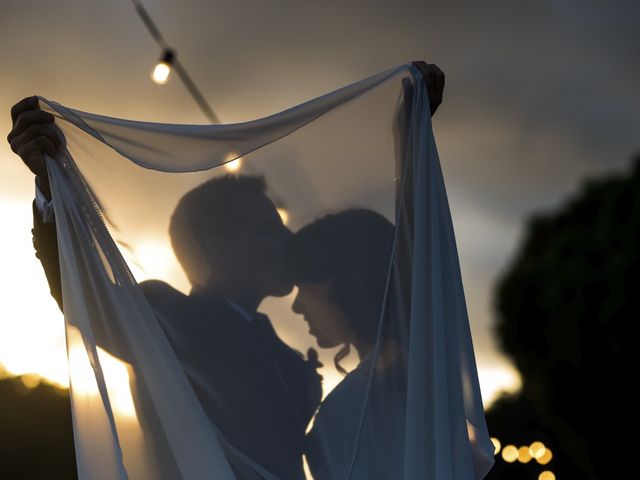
0 376 77 479
486 153 639 479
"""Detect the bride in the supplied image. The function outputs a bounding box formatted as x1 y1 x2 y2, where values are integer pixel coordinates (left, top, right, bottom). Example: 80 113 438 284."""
289 208 407 479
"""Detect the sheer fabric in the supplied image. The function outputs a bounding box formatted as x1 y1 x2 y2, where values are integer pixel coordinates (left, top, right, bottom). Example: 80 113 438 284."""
39 64 495 479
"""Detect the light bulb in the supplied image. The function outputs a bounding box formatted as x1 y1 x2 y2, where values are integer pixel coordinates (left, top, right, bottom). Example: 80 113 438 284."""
151 49 175 85
152 62 171 84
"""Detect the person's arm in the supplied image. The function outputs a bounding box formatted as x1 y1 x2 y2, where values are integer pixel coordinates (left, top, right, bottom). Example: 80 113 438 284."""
32 195 62 311
8 96 64 310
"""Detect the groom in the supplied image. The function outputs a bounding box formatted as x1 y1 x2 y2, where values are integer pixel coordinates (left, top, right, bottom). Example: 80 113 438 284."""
144 174 324 479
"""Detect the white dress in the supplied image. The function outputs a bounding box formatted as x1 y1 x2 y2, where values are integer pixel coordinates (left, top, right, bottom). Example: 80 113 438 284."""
305 354 407 479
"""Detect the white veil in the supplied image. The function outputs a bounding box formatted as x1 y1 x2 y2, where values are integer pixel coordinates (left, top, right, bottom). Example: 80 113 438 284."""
39 64 495 479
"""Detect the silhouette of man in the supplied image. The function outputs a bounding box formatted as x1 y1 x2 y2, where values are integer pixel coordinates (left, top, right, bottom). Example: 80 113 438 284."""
151 175 324 478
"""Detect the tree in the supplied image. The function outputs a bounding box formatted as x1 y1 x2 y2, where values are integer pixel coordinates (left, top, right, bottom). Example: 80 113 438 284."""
0 375 77 479
491 154 639 478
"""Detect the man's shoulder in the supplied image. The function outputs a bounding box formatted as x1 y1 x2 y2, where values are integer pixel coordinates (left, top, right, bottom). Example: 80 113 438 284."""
140 281 233 326
139 278 182 296
139 280 189 312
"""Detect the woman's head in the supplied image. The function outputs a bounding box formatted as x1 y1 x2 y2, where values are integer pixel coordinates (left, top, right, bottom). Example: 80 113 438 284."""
289 209 395 351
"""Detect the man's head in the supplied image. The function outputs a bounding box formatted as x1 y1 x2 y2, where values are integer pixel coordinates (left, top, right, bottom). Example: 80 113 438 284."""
169 174 293 299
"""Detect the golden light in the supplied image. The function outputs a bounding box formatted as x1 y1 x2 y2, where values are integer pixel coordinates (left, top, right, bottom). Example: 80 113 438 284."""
277 207 289 225
117 236 190 294
466 419 477 442
491 437 501 455
303 454 313 480
65 326 155 475
539 471 555 480
68 334 99 396
225 157 242 172
151 49 174 85
529 441 547 459
67 326 137 418
477 363 522 408
20 373 41 389
0 200 69 389
518 445 532 463
133 240 180 283
536 447 553 465
98 349 137 419
151 62 171 84
501 444 519 463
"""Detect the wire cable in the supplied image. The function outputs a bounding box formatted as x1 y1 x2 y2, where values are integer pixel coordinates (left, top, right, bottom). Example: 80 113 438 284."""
129 0 220 123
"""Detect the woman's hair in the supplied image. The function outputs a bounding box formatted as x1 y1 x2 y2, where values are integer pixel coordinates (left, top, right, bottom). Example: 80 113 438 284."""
289 209 396 374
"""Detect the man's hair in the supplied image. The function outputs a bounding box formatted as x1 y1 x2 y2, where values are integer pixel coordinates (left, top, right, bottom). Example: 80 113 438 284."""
169 174 267 283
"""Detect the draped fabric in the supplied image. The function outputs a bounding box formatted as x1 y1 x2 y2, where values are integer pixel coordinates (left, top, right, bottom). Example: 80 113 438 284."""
39 64 495 479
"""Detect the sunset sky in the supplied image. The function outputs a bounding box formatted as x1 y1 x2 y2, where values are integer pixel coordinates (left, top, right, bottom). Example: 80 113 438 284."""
1 0 638 408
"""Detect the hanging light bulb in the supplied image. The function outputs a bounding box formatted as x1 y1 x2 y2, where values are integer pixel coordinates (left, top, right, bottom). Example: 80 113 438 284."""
151 49 175 85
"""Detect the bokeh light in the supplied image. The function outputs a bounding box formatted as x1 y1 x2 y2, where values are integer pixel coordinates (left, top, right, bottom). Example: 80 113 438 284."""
529 441 546 459
501 444 519 463
539 471 555 480
518 445 532 463
536 447 553 465
491 437 501 455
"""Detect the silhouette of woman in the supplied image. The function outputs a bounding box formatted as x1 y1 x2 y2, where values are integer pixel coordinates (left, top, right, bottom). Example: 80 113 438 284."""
289 209 407 479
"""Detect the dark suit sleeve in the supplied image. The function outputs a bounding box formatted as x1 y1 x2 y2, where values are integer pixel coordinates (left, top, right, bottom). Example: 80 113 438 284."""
32 200 63 312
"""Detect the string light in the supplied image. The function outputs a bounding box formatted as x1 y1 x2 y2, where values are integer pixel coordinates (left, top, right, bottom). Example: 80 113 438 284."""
129 0 220 123
151 49 174 85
